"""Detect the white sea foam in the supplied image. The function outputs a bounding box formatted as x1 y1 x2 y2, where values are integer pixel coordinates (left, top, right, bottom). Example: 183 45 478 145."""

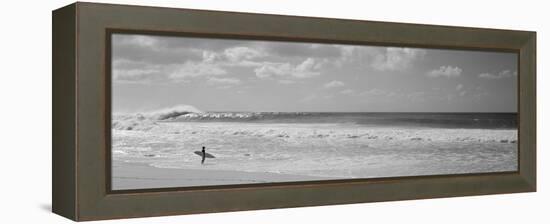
112 121 518 179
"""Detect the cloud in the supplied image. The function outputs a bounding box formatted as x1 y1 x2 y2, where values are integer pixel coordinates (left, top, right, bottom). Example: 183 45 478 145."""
114 34 252 53
478 73 495 79
112 35 238 84
455 84 466 97
339 89 354 95
336 46 426 71
113 35 203 65
112 59 169 84
113 59 229 84
112 34 431 86
254 63 291 78
371 48 426 71
478 70 517 79
324 81 345 89
260 42 343 59
113 68 168 84
169 62 227 80
254 58 321 79
224 47 265 61
336 46 376 67
360 88 396 97
115 34 158 47
112 34 270 84
113 34 329 84
207 77 242 85
427 66 462 78
202 47 265 66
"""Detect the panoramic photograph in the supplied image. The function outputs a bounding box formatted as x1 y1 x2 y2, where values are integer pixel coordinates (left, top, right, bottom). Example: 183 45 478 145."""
110 33 518 190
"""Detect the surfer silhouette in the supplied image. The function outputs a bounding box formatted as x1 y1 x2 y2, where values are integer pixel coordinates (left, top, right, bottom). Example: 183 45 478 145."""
194 146 214 164
201 146 206 164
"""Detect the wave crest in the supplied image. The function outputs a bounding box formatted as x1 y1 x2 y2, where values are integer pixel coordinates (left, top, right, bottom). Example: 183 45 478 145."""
148 105 203 120
112 104 203 130
174 112 312 121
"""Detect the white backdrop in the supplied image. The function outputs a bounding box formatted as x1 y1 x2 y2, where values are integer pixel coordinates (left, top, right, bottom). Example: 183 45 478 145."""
0 0 546 223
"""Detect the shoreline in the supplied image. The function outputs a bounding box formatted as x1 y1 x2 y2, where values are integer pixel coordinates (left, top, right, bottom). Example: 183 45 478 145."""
112 160 339 190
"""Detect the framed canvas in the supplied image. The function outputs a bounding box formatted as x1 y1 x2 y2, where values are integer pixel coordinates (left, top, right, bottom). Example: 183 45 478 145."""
52 2 536 221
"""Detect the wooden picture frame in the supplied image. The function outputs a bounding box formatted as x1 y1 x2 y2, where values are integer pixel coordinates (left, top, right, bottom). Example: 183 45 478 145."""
52 2 536 221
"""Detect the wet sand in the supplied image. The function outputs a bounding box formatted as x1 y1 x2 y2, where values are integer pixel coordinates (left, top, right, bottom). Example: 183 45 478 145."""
112 161 337 190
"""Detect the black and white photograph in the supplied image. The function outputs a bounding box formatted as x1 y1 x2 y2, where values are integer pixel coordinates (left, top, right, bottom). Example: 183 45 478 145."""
111 33 518 190
5 0 546 223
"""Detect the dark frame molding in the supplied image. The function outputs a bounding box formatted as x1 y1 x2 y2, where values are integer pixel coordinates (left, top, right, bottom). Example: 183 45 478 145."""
53 2 536 221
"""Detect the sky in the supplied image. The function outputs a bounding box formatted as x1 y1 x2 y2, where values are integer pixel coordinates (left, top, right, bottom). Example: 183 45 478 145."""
112 34 518 113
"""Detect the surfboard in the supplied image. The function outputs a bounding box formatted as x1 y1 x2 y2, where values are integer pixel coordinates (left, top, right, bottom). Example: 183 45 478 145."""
194 151 215 158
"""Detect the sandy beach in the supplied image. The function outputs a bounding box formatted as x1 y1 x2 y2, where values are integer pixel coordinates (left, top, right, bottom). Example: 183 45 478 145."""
112 161 337 190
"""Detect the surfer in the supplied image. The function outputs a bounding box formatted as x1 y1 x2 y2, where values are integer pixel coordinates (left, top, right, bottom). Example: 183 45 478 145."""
194 147 214 164
201 146 206 164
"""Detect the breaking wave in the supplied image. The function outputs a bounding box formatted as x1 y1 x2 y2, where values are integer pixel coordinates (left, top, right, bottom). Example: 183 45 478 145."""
173 112 314 122
148 104 203 120
112 104 203 131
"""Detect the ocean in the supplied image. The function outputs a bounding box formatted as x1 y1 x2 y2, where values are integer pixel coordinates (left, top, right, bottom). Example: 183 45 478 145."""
112 110 518 186
167 112 517 129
